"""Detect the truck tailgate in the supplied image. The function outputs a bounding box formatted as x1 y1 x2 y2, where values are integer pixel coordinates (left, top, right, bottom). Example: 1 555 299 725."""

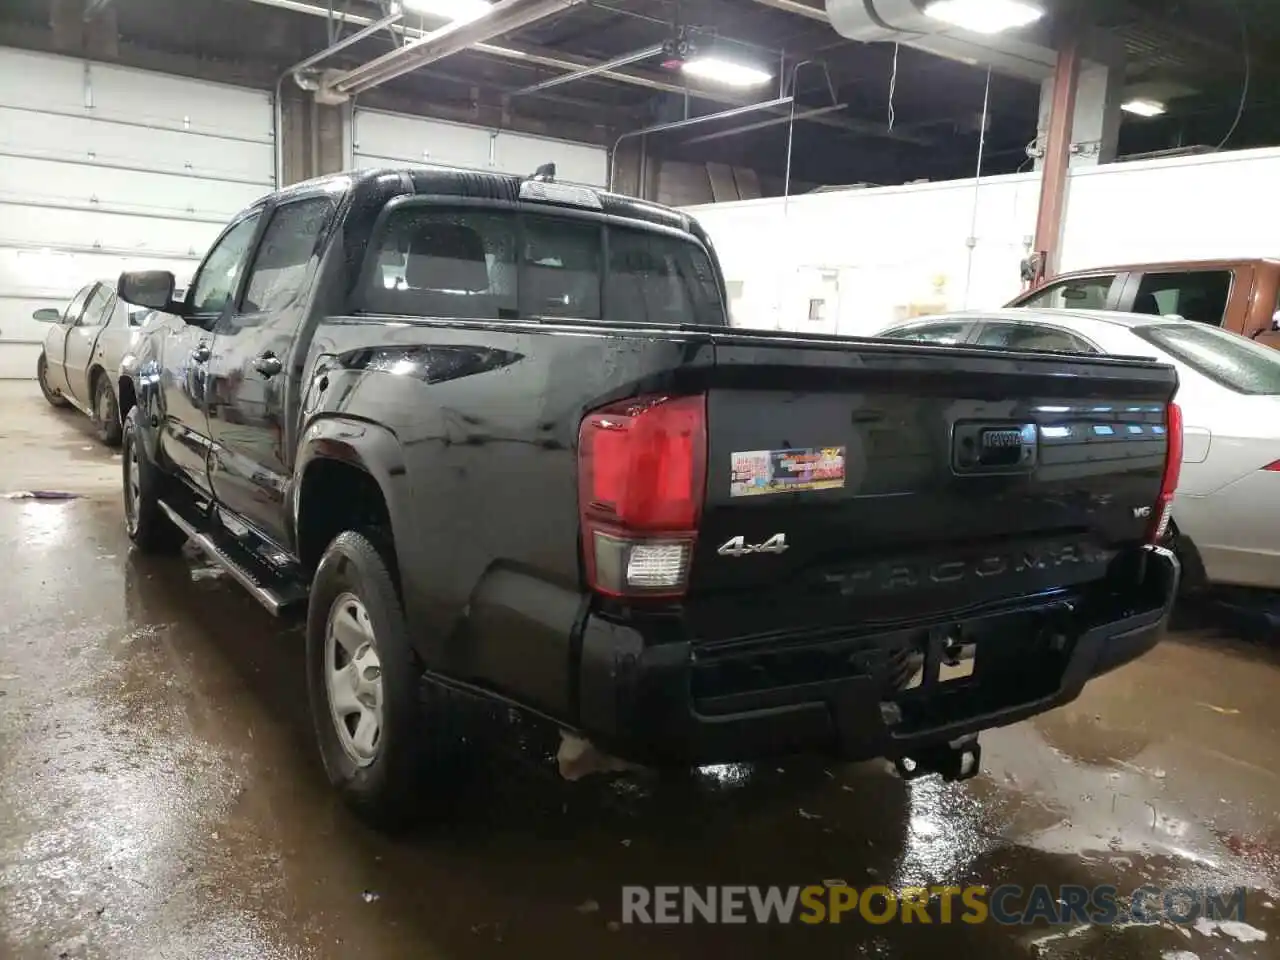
688 334 1178 639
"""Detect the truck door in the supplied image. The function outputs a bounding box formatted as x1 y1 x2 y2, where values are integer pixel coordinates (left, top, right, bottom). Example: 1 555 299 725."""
205 194 337 548
163 209 265 495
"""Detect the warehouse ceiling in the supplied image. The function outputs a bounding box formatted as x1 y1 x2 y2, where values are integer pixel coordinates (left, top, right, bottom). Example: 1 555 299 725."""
0 0 1274 191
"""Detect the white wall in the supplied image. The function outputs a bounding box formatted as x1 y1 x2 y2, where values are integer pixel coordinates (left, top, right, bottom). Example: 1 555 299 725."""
687 144 1280 335
688 174 1039 335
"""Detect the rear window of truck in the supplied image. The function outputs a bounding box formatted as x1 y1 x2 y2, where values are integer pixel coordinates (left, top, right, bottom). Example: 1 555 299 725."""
1135 323 1280 395
360 206 726 326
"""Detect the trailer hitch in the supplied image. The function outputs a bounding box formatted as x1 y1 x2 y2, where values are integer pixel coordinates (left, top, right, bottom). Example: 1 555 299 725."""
893 735 981 783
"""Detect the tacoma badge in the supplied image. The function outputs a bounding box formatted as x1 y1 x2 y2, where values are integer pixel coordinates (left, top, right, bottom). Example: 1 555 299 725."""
718 534 789 557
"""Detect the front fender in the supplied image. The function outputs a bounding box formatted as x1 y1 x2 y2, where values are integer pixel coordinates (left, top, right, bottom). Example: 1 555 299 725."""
118 331 165 462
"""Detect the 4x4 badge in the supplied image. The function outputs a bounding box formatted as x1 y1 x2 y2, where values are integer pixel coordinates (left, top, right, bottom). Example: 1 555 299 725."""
718 534 789 557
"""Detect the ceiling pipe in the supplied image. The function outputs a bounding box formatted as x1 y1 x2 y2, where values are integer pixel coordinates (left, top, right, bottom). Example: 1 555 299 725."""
292 8 405 76
608 96 793 191
511 43 665 96
331 0 588 96
243 0 924 142
273 10 405 186
682 101 847 143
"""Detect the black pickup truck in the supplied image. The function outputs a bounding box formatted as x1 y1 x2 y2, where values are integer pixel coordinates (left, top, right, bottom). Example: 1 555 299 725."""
114 166 1181 826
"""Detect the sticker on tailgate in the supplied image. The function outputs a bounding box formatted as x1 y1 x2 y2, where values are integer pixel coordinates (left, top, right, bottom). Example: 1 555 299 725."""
730 447 846 497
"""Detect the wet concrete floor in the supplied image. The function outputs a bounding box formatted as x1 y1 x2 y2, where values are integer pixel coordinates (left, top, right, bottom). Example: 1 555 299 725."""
2 384 1280 958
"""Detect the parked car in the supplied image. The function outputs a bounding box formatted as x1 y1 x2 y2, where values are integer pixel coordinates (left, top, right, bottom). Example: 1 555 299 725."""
879 307 1280 593
113 167 1180 827
33 279 152 445
1008 258 1280 348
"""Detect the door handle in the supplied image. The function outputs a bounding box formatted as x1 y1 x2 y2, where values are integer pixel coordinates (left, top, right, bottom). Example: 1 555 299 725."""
253 352 283 377
191 342 211 363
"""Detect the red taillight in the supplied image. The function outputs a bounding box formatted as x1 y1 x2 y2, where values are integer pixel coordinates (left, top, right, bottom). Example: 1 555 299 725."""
1149 401 1183 543
578 394 707 597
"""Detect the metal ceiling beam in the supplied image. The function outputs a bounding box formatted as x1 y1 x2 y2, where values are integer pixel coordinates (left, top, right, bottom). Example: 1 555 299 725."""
242 0 926 142
511 43 664 96
331 0 588 96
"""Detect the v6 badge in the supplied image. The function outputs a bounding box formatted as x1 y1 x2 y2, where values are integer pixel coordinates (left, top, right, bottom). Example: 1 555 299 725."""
718 534 789 557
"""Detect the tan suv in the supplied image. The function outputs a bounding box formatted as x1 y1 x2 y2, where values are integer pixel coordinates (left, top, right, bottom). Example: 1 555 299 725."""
1009 259 1280 348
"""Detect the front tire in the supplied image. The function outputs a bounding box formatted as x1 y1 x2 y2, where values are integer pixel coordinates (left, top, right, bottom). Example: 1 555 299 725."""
94 375 123 447
307 530 443 829
122 407 185 554
36 352 69 408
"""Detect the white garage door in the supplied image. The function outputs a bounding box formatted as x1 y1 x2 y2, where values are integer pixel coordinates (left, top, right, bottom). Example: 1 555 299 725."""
352 108 607 188
0 47 274 378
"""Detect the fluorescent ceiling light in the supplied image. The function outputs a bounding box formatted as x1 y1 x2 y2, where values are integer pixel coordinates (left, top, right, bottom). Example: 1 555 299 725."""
401 0 493 23
1122 98 1167 117
681 57 771 88
923 0 1044 34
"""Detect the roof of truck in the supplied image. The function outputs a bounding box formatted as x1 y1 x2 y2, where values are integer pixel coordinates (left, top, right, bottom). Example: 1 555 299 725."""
277 166 696 236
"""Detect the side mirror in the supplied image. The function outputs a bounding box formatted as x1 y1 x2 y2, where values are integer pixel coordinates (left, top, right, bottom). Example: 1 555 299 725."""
1272 310 1280 332
118 270 178 311
31 307 62 323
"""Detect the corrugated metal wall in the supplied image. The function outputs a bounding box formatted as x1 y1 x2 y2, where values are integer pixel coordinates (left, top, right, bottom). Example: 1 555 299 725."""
351 108 607 187
0 47 273 378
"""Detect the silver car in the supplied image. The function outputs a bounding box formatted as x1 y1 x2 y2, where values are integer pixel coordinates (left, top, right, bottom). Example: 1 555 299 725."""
34 279 149 446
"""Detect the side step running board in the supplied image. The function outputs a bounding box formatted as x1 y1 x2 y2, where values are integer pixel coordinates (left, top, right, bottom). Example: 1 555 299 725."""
158 500 307 617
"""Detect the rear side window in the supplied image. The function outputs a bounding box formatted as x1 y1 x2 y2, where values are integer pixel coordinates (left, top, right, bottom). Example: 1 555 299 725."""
1136 323 1280 395
242 197 335 315
361 206 726 325
1018 275 1115 310
1130 270 1231 326
974 322 1097 354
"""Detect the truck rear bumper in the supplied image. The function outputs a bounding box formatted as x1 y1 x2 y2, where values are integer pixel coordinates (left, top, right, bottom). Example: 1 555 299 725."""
578 547 1179 767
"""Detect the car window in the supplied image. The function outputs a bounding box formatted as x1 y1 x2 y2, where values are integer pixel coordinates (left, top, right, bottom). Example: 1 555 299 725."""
189 212 263 316
974 322 1097 354
879 321 970 344
1130 270 1231 326
1019 275 1115 310
79 284 115 326
241 197 335 316
1135 323 1280 395
61 285 94 325
362 206 726 325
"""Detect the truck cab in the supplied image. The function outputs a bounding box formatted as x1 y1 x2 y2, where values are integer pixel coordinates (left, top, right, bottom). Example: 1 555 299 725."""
1010 259 1280 348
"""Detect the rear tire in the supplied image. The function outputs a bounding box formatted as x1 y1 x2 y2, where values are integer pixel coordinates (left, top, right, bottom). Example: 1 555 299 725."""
122 407 185 554
37 352 69 408
94 374 123 447
307 530 452 829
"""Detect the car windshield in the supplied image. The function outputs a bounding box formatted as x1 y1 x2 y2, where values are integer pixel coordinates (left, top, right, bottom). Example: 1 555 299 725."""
360 206 726 326
1134 323 1280 395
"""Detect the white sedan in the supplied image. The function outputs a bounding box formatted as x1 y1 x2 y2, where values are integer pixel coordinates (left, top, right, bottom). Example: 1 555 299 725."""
878 307 1280 593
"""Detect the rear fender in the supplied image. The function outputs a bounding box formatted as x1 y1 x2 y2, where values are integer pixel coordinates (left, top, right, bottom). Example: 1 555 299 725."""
293 417 433 646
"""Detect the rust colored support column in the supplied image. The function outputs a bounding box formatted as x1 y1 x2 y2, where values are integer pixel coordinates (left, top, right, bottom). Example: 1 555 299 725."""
1031 39 1080 285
